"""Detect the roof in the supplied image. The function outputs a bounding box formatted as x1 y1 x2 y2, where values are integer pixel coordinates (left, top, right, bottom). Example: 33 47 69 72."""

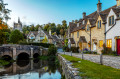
69 38 75 44
51 35 59 42
70 5 117 33
27 30 52 39
43 31 52 39
28 31 38 37
79 36 87 43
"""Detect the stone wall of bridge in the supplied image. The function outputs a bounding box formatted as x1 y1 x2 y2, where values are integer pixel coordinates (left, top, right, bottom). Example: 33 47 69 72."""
0 44 48 60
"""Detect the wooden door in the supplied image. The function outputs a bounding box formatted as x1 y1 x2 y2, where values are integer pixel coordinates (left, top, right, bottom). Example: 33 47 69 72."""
117 39 120 55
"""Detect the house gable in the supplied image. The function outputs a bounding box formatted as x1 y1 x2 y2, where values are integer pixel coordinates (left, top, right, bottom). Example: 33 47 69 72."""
106 9 117 31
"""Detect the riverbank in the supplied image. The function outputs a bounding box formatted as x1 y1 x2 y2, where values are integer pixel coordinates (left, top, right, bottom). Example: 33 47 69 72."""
58 54 81 79
61 54 120 79
0 60 9 66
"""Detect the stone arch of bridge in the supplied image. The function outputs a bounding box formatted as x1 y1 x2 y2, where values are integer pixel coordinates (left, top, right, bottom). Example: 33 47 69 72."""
17 52 30 60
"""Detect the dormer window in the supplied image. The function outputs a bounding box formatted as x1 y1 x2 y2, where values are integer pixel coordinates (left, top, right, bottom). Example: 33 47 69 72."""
77 23 79 27
72 33 74 38
77 31 79 38
87 25 90 31
109 16 114 26
83 20 85 24
97 20 101 29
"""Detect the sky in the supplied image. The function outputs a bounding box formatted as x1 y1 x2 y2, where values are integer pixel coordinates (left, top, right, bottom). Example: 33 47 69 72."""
5 0 116 27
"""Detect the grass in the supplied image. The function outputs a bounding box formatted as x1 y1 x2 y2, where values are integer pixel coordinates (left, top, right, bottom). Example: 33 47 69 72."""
0 60 9 66
61 55 120 79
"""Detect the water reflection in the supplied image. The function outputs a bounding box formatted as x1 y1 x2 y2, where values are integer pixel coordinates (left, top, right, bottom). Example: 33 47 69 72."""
0 59 61 79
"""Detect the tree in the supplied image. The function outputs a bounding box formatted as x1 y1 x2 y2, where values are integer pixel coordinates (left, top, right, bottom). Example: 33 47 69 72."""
9 30 24 44
0 30 5 44
42 36 48 43
49 23 56 33
44 24 50 31
60 29 64 36
35 24 42 31
62 20 67 29
30 24 35 31
56 24 61 35
0 0 11 24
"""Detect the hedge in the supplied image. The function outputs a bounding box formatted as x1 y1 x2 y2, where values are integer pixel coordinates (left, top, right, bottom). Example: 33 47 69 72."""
19 42 54 48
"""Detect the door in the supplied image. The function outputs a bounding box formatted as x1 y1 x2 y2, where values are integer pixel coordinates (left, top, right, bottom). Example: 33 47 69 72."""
93 43 96 51
79 43 82 50
117 39 120 55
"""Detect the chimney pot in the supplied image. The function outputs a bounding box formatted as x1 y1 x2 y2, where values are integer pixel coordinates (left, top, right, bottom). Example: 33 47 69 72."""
83 12 86 19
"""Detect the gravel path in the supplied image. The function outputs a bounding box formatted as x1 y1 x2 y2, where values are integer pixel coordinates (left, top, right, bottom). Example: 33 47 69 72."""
58 52 120 69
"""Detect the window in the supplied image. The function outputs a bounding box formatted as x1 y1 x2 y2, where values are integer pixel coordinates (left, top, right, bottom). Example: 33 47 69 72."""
109 16 114 26
87 25 90 31
97 20 101 29
77 31 79 38
107 39 112 48
83 20 85 24
99 40 103 47
77 23 79 27
72 33 74 38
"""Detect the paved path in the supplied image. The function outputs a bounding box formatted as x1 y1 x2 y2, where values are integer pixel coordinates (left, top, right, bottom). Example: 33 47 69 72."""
58 52 120 69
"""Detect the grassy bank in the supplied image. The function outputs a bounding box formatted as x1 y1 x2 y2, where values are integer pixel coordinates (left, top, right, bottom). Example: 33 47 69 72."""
61 55 120 79
0 60 9 67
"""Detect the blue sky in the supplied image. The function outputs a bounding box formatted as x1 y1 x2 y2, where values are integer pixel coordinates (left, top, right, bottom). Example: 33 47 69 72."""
5 0 116 27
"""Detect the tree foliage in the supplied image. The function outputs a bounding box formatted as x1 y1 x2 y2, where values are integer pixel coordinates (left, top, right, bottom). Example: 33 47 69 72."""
42 36 48 43
9 30 24 44
0 30 5 44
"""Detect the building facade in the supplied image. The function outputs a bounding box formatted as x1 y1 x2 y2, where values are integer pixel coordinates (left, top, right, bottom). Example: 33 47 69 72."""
68 0 120 54
13 17 23 32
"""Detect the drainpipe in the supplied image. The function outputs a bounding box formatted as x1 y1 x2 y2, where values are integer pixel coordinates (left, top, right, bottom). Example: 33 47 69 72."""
90 27 91 52
104 24 106 54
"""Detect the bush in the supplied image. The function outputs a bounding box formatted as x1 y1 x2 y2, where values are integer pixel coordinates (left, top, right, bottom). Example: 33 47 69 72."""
71 47 79 53
48 45 57 56
101 44 117 55
63 46 70 52
83 48 90 53
19 42 54 48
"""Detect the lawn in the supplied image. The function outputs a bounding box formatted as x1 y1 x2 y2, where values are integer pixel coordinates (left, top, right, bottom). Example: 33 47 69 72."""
61 55 120 79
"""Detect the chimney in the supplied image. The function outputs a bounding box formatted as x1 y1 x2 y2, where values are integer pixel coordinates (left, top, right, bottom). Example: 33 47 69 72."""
83 12 86 19
49 30 51 36
97 0 102 13
116 0 120 7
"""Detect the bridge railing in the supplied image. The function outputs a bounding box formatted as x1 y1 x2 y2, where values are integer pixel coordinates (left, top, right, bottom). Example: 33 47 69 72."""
0 46 13 53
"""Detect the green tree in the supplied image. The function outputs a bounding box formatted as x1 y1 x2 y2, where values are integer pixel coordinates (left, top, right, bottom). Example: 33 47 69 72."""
9 30 24 44
56 24 61 35
30 24 35 31
48 45 57 56
49 23 56 33
0 30 5 44
44 24 50 31
62 20 67 29
42 36 48 43
35 24 42 31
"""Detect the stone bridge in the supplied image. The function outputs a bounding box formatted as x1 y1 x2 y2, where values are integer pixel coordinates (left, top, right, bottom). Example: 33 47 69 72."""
0 44 47 60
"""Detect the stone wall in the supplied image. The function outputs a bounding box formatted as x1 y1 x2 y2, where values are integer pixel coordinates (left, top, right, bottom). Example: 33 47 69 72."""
58 54 81 79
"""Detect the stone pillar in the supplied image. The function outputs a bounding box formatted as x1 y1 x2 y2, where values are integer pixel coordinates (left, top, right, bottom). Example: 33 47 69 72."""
13 62 17 74
40 49 43 56
30 48 33 58
13 48 17 60
30 60 33 70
